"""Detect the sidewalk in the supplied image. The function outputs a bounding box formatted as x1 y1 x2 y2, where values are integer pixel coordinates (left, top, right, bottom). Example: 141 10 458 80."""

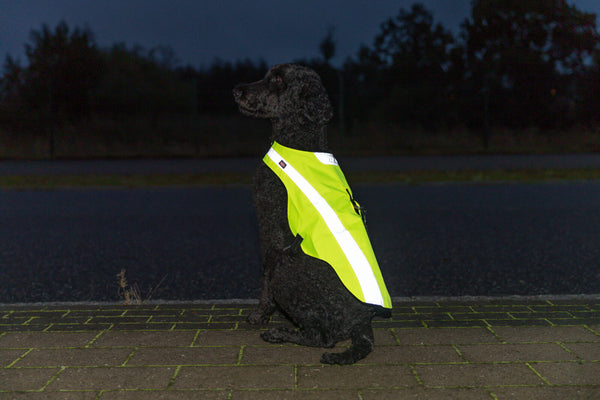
1 298 599 399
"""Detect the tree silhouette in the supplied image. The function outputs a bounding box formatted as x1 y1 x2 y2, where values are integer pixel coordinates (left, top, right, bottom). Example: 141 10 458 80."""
23 21 104 119
319 26 336 65
462 0 599 128
93 43 194 117
371 3 455 128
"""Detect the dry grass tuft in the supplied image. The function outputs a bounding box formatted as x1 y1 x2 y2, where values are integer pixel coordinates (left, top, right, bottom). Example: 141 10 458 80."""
117 269 142 305
117 269 167 305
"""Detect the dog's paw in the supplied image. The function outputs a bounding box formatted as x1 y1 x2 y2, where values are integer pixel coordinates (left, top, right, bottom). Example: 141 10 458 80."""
260 328 289 343
247 310 270 325
320 351 357 365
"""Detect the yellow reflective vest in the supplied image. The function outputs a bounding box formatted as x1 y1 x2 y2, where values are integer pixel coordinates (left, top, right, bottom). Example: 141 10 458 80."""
263 141 392 309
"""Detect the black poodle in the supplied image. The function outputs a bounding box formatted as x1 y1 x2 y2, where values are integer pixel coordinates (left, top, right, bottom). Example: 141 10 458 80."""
233 64 391 365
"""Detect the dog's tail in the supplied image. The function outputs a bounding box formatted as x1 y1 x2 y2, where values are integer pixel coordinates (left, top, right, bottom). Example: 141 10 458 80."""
320 323 375 365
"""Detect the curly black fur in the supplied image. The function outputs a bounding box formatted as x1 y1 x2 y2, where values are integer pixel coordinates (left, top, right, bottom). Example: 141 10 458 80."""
233 64 390 365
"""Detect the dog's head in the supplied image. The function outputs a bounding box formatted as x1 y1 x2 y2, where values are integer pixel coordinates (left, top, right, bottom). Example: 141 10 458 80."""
233 64 333 128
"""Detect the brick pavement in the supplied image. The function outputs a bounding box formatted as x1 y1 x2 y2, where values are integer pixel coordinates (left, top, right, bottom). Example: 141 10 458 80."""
1 298 599 399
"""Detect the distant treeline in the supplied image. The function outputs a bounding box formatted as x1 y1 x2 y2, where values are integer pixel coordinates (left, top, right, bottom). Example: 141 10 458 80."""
1 0 600 158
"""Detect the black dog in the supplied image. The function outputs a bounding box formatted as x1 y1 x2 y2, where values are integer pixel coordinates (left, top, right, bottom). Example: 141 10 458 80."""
233 64 390 365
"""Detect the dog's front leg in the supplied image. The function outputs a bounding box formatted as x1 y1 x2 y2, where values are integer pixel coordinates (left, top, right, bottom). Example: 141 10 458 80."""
250 166 290 325
247 248 278 325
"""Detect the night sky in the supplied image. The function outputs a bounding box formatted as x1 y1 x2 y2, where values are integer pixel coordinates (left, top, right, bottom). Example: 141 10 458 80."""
2 0 600 69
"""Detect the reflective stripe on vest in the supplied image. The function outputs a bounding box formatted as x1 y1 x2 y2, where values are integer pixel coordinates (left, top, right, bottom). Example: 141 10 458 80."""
263 141 392 308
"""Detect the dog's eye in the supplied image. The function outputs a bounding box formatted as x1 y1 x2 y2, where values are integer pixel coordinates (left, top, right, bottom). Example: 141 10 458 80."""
270 75 286 92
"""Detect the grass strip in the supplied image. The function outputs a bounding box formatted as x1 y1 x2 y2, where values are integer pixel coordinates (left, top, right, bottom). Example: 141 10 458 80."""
1 169 600 189
350 168 600 184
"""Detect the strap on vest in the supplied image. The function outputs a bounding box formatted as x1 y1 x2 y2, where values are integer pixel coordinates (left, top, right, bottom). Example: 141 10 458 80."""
346 189 368 230
283 234 304 254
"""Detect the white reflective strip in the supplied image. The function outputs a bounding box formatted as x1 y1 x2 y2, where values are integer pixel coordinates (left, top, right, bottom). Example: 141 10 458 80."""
266 148 384 306
314 152 339 166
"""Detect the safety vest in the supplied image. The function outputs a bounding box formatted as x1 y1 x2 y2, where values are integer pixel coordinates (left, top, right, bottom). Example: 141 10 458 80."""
263 141 392 309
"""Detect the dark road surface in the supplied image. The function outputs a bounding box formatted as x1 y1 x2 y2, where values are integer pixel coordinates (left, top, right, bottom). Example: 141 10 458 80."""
1 183 600 303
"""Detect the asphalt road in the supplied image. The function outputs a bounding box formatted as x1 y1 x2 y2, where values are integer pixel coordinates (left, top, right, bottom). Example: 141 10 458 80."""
1 183 600 303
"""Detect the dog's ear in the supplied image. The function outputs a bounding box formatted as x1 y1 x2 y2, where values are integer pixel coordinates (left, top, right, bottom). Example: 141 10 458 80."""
299 77 333 126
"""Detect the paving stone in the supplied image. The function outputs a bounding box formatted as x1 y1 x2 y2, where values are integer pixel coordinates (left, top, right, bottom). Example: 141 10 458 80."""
550 318 600 327
192 330 266 346
360 387 492 400
373 329 398 346
147 315 210 323
231 389 360 399
450 312 512 320
27 316 92 325
491 386 600 400
240 344 337 365
457 343 578 362
126 346 240 366
0 368 60 391
46 323 112 332
355 345 463 364
492 326 600 343
110 323 176 331
237 321 291 330
471 305 531 313
0 315 30 324
211 315 248 323
486 319 552 327
172 365 295 389
297 365 416 389
0 349 27 367
91 331 196 347
0 324 49 332
395 312 454 321
373 320 424 328
393 327 500 345
14 348 133 367
412 306 473 314
0 391 98 399
174 322 238 330
45 366 175 390
0 332 100 348
572 311 600 319
563 342 600 360
507 311 574 319
89 316 149 324
98 390 229 399
531 361 600 385
530 304 590 312
414 363 544 387
209 307 247 315
124 309 182 317
425 319 489 328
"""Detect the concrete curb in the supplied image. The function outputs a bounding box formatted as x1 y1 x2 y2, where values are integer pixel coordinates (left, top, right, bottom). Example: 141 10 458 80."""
2 294 600 308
